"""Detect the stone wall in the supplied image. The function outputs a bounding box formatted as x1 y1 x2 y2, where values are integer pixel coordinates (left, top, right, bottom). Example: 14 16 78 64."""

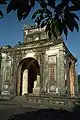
45 44 64 95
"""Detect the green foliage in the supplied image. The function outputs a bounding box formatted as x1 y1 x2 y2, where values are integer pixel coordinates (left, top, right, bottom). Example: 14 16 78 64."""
32 0 80 39
0 0 80 39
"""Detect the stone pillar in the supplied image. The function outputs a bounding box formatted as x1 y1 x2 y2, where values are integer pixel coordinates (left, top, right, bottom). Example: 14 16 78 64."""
17 65 21 96
12 51 22 96
74 64 79 97
56 53 60 96
40 51 44 94
69 62 75 97
39 51 47 94
71 63 75 97
22 69 28 95
48 55 57 94
66 57 70 97
11 59 18 96
42 56 49 93
59 50 65 96
1 58 11 97
1 55 6 95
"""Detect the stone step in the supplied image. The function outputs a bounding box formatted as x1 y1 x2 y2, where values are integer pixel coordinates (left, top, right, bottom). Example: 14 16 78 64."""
0 95 80 111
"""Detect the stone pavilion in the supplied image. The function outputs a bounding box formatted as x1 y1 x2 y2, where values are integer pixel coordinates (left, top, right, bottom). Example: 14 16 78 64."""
0 25 78 100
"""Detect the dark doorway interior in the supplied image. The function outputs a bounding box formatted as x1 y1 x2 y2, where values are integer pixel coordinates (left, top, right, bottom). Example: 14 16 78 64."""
28 63 37 94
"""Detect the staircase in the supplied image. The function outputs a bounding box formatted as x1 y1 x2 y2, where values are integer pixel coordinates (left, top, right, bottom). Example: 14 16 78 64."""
13 95 80 110
0 95 80 111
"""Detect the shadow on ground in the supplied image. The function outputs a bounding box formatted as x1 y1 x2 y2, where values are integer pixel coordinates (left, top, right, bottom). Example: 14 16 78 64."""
8 105 80 120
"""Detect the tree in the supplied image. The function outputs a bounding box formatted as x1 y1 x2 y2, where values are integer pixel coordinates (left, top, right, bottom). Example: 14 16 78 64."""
0 0 80 39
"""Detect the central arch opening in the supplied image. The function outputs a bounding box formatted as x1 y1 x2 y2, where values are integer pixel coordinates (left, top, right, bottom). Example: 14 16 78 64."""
17 57 40 96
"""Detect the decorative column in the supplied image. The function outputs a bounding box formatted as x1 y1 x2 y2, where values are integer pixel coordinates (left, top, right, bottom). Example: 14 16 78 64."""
39 47 48 94
59 50 65 96
12 49 22 96
40 51 45 94
48 55 57 95
17 65 21 96
72 63 75 97
1 54 12 98
22 69 28 95
68 61 76 97
32 52 41 95
66 57 70 97
11 53 18 96
74 63 79 97
56 53 60 96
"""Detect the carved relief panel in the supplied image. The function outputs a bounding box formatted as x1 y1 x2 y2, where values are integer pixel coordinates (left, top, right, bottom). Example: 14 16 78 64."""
48 55 57 93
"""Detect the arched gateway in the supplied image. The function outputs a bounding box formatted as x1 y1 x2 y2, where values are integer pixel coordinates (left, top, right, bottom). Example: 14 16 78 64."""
17 57 40 96
0 25 79 100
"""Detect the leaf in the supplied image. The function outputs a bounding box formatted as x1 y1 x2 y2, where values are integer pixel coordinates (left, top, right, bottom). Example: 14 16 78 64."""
32 9 43 19
68 5 80 11
51 21 58 39
7 0 18 13
30 0 35 7
66 13 79 31
65 20 74 31
70 12 79 21
46 9 52 16
55 19 63 36
64 12 75 31
52 27 57 39
72 18 79 31
0 0 6 4
64 12 79 32
7 0 33 19
63 25 68 40
23 6 31 20
55 2 67 19
34 13 44 27
45 19 58 39
41 20 47 28
62 0 70 4
0 10 3 18
71 0 80 5
38 0 47 8
35 17 41 27
46 0 56 8
17 9 23 21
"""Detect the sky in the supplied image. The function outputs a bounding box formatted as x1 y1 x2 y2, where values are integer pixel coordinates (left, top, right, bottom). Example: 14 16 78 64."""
0 1 80 74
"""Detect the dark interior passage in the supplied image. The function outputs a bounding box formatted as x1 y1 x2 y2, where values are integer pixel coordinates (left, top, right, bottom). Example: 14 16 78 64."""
28 63 37 94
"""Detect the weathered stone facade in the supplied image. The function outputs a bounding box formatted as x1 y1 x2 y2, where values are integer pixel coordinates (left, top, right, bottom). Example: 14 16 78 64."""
0 25 78 99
